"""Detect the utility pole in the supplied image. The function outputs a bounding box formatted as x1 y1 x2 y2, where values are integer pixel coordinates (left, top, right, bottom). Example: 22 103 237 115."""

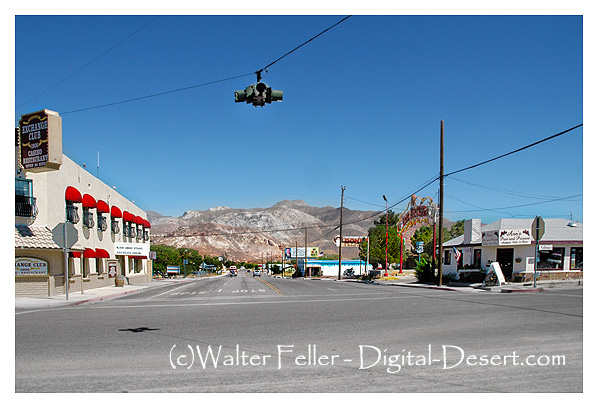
383 195 388 277
305 227 308 277
438 120 445 286
295 241 298 277
338 185 345 280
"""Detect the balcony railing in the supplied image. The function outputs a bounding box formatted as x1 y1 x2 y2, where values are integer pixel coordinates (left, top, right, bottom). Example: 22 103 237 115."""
15 195 38 219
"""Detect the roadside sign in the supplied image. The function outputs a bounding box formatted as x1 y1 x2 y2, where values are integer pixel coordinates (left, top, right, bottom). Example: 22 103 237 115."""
532 216 545 241
415 242 424 254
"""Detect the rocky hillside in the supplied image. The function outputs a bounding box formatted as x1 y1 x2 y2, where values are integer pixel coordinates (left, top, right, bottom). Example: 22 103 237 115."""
148 200 379 262
148 199 454 262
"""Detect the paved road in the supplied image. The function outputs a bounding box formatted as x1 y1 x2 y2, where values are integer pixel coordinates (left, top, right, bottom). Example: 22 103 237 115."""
15 270 583 392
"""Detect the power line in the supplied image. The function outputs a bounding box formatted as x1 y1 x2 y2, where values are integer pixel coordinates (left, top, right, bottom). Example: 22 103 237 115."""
444 193 582 214
17 16 161 110
259 15 352 73
61 73 255 115
59 16 351 116
444 124 583 178
447 176 562 200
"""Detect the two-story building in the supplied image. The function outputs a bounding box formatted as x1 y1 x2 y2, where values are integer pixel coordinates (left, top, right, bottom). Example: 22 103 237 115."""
15 110 152 297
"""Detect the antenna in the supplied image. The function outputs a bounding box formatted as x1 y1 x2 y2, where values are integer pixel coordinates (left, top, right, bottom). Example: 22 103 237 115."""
97 151 100 178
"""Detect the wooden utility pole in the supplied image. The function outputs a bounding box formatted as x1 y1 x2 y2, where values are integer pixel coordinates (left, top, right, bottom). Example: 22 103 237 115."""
305 227 308 277
338 185 345 280
438 120 444 286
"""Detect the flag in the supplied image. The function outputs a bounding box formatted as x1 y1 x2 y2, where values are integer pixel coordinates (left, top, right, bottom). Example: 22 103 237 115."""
452 246 462 263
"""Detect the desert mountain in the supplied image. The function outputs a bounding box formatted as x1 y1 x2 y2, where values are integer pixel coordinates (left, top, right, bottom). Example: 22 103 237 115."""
148 200 454 262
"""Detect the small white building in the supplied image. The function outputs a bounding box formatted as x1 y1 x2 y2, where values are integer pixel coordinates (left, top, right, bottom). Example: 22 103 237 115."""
442 218 582 281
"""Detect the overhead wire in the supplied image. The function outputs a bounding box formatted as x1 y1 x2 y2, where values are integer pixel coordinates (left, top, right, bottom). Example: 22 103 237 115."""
57 16 352 115
17 16 162 111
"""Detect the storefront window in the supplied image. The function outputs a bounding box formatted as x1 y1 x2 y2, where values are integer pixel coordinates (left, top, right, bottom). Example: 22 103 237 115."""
473 249 482 268
570 247 583 270
538 247 565 270
444 250 451 265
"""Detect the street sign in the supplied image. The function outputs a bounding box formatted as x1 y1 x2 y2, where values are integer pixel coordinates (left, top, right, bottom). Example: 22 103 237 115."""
415 242 424 254
532 216 545 241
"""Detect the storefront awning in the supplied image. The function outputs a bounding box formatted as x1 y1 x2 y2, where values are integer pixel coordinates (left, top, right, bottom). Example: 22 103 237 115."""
83 248 96 258
95 248 110 258
110 206 122 218
82 194 96 208
96 200 109 213
70 252 82 258
143 219 151 228
123 211 135 223
65 186 82 202
134 216 144 225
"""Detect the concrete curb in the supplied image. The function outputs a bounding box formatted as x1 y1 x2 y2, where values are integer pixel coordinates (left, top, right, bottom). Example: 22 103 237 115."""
500 287 545 293
69 286 148 306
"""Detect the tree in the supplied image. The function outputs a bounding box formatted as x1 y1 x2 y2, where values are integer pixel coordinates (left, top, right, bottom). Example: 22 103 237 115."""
450 219 465 239
358 221 401 268
151 244 181 274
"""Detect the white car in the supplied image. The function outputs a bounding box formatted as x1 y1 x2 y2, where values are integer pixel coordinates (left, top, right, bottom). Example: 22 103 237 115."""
253 270 261 277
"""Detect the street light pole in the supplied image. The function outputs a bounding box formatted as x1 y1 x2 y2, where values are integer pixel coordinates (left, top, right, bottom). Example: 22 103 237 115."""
383 195 388 277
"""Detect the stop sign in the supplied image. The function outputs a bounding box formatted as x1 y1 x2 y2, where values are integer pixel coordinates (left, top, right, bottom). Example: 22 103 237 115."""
532 216 545 241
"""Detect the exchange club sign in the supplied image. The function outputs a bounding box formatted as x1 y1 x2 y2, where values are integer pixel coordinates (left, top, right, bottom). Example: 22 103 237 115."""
19 109 62 172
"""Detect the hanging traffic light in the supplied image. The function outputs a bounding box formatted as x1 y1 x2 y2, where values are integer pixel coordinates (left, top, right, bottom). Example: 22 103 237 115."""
234 82 283 107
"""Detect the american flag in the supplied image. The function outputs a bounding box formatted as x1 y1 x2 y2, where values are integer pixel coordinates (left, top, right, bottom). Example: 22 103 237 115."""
452 246 462 263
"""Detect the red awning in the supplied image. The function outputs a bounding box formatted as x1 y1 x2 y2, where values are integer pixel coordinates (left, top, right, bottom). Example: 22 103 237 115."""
83 248 96 258
110 206 122 218
65 186 82 202
134 216 144 225
96 200 109 213
130 255 148 259
95 248 110 258
123 211 135 222
70 252 81 258
144 219 151 228
82 194 96 208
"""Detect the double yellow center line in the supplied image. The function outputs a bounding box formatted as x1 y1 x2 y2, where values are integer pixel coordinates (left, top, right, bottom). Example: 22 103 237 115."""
255 277 285 295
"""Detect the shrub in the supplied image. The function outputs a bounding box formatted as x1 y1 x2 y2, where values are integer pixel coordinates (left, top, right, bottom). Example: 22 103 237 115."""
415 258 435 283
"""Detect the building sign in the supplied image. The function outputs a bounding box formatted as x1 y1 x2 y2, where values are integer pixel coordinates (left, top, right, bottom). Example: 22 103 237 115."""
398 195 437 235
482 229 532 246
285 247 320 258
115 242 149 257
333 235 365 247
19 109 62 172
107 260 118 278
15 257 48 276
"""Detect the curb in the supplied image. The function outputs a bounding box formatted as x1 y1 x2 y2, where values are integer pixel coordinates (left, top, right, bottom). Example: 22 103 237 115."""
69 286 149 306
500 287 545 293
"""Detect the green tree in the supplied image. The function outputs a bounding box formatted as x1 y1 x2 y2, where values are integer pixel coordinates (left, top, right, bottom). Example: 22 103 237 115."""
359 221 401 268
151 244 181 274
450 219 465 239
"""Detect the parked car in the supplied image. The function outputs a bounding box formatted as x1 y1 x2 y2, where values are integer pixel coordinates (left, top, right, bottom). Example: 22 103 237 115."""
253 270 261 277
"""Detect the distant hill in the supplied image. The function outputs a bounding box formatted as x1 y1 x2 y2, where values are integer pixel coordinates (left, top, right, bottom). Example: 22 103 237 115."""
148 200 453 262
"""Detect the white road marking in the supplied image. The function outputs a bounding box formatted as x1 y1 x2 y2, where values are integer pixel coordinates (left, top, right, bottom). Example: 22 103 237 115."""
146 282 198 300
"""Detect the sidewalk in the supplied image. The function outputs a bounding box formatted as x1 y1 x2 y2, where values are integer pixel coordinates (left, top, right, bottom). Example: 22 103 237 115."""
14 276 220 311
315 273 583 294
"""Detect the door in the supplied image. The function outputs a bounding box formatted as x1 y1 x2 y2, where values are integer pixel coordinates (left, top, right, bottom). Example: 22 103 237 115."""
496 248 514 280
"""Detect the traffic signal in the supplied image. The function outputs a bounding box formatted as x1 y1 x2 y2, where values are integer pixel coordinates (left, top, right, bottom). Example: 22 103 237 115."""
234 82 283 107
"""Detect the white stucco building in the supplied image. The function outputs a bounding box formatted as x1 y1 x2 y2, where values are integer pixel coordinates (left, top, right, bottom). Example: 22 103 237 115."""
442 218 583 281
15 152 152 297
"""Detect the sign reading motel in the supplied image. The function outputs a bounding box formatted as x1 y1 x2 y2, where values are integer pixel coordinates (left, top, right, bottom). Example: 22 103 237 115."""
19 109 62 172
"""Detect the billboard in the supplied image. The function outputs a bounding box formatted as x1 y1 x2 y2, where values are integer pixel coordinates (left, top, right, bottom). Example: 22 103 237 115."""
285 247 320 258
19 109 62 172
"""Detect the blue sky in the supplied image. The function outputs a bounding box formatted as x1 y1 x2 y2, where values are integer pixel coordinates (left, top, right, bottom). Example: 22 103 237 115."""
13 11 585 224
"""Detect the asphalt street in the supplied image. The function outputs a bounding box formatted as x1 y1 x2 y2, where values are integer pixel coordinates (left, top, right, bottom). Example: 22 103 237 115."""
15 270 583 393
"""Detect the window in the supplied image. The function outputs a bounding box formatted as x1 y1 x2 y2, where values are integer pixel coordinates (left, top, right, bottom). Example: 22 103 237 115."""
111 218 120 234
83 209 95 228
15 177 38 219
473 249 482 268
538 247 565 270
570 247 583 270
66 201 80 224
444 250 451 265
97 215 108 232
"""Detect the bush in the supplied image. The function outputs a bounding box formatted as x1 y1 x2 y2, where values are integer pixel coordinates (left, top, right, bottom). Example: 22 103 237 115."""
415 258 435 283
